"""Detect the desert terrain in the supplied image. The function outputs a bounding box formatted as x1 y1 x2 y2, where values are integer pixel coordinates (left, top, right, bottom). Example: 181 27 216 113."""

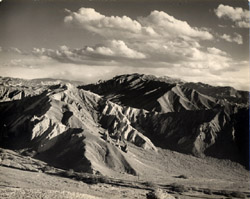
0 74 249 198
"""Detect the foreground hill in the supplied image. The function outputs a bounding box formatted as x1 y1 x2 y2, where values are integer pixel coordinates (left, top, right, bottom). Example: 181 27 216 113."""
1 147 249 199
0 74 249 177
0 83 156 175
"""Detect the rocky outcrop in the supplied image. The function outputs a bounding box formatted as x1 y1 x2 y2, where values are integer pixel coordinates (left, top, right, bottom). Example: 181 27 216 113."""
99 100 157 151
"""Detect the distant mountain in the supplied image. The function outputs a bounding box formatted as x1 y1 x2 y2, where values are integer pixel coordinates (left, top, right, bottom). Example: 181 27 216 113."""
0 74 249 175
81 73 248 112
0 76 84 86
183 82 249 104
0 76 84 102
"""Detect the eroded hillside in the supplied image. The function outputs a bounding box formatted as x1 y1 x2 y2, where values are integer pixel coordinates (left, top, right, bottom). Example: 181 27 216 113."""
0 74 249 177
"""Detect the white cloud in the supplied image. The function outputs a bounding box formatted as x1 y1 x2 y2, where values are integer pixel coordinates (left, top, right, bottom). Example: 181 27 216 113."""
30 38 233 75
215 4 249 28
63 8 240 76
88 40 146 59
1 45 248 91
63 8 244 77
207 47 227 56
32 40 146 63
0 47 28 55
9 47 22 54
218 24 227 28
130 38 232 72
138 10 213 40
30 37 238 78
1 7 247 91
64 8 145 39
236 21 249 28
220 33 243 44
64 7 213 41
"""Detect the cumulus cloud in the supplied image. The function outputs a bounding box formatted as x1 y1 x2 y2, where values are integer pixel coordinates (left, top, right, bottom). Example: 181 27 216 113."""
178 47 232 72
138 10 213 40
31 38 234 76
1 7 247 90
207 47 227 56
1 43 248 90
85 40 146 59
64 8 146 39
64 7 213 41
32 40 146 64
220 33 243 44
64 8 242 75
9 47 22 54
30 36 239 77
63 8 245 76
215 4 249 28
129 38 232 72
0 47 24 54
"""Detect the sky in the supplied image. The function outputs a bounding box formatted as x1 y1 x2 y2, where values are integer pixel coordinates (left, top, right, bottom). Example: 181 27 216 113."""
0 0 249 90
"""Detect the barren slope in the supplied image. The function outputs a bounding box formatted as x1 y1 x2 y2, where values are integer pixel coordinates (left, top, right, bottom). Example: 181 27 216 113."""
0 82 156 175
0 74 249 186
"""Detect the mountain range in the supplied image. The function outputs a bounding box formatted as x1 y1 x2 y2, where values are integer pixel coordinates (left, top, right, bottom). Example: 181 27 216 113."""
0 73 249 176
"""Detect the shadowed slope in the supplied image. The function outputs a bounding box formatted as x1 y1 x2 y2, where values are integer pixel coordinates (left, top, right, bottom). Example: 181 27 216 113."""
0 83 156 175
81 73 234 113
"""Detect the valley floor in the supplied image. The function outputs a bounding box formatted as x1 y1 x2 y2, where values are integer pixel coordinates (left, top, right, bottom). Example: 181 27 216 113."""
0 147 249 199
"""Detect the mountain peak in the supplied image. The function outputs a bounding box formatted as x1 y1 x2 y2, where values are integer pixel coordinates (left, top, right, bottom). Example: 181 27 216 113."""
111 73 184 85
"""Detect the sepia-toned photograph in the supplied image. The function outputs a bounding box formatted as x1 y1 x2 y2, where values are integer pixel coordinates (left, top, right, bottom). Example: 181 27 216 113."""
0 0 249 198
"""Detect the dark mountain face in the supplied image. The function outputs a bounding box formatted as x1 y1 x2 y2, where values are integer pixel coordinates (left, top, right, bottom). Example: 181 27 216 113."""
80 73 248 113
183 82 249 105
80 73 177 111
0 74 249 174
